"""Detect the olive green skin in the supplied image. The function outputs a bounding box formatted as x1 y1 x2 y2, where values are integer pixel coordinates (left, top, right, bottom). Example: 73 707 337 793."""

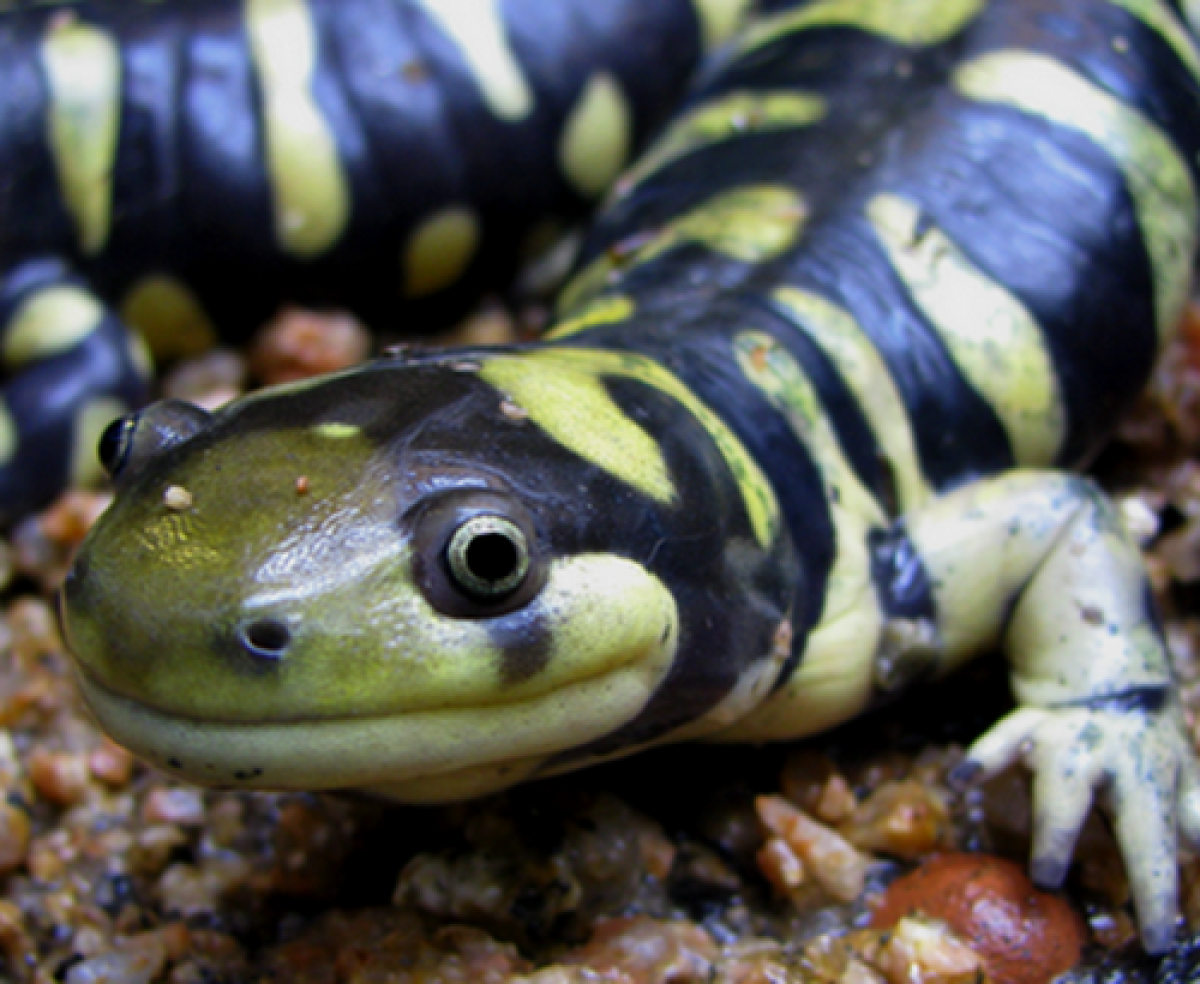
64 351 796 800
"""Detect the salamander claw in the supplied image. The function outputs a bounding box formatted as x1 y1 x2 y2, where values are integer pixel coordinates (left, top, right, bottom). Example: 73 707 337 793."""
955 697 1199 954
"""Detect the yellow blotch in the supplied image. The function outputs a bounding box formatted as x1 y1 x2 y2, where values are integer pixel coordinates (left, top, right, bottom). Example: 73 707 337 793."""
42 17 120 254
691 0 753 48
414 0 532 120
738 0 984 55
483 348 779 547
71 397 128 488
402 207 481 297
544 294 635 340
955 51 1197 342
559 73 631 199
313 422 361 439
867 192 1066 467
559 185 807 311
480 351 676 506
4 287 103 369
120 275 217 362
615 91 826 199
245 0 349 257
770 286 929 510
0 402 17 468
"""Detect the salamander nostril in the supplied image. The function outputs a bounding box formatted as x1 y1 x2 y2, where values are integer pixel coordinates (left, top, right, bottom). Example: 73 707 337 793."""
238 618 292 660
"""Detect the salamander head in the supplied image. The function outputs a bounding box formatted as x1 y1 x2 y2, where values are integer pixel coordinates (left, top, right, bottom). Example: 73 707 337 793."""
61 354 689 801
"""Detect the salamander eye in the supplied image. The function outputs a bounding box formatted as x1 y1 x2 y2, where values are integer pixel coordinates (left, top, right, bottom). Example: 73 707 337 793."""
98 416 137 478
98 400 212 488
446 515 530 600
412 493 545 618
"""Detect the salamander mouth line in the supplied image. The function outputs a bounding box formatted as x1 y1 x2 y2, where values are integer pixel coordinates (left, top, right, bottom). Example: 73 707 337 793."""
72 655 672 790
71 637 667 725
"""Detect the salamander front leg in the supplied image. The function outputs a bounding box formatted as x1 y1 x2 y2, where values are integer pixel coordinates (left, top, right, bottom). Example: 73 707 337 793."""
0 259 150 523
905 471 1200 954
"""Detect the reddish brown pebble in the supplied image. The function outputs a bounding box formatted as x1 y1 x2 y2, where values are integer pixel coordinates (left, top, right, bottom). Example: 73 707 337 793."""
28 749 92 807
38 490 111 548
757 795 868 903
88 738 134 786
871 852 1085 984
249 307 370 384
840 779 950 859
0 801 30 876
638 826 678 880
295 476 310 495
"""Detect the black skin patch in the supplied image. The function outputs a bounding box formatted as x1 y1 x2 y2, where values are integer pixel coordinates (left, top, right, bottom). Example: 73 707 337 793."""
1053 684 1171 716
233 768 264 782
868 524 936 623
486 609 554 686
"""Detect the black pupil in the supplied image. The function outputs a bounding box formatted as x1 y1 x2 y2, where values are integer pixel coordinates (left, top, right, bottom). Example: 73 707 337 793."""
466 532 519 583
98 416 133 475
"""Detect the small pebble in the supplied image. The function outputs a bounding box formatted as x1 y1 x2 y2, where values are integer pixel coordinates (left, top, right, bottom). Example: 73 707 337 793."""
871 852 1086 984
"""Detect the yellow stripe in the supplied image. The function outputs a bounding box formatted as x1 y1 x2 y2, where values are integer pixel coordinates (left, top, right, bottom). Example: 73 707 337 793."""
559 73 632 198
4 287 104 369
545 295 636 340
559 184 807 312
690 0 754 48
245 0 349 257
737 0 984 55
615 91 826 200
414 0 532 121
867 192 1066 467
955 51 1197 342
480 351 677 506
734 330 886 527
1105 0 1200 84
120 275 217 362
42 17 120 255
482 348 779 547
724 330 892 743
770 286 930 509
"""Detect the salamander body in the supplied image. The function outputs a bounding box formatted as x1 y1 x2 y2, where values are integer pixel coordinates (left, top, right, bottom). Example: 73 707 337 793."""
0 0 733 520
61 0 1200 955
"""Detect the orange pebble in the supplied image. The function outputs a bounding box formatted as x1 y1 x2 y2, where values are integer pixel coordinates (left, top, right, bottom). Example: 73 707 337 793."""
871 852 1085 984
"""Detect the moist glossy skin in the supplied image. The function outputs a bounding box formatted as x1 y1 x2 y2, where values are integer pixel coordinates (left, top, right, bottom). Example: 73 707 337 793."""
58 0 1200 958
63 352 796 802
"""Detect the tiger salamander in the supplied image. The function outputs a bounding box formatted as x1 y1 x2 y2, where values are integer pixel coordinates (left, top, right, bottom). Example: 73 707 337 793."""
62 0 1200 955
0 0 734 521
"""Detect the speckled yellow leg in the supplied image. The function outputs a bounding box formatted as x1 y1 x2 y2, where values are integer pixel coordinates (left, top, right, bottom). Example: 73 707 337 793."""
905 470 1200 954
